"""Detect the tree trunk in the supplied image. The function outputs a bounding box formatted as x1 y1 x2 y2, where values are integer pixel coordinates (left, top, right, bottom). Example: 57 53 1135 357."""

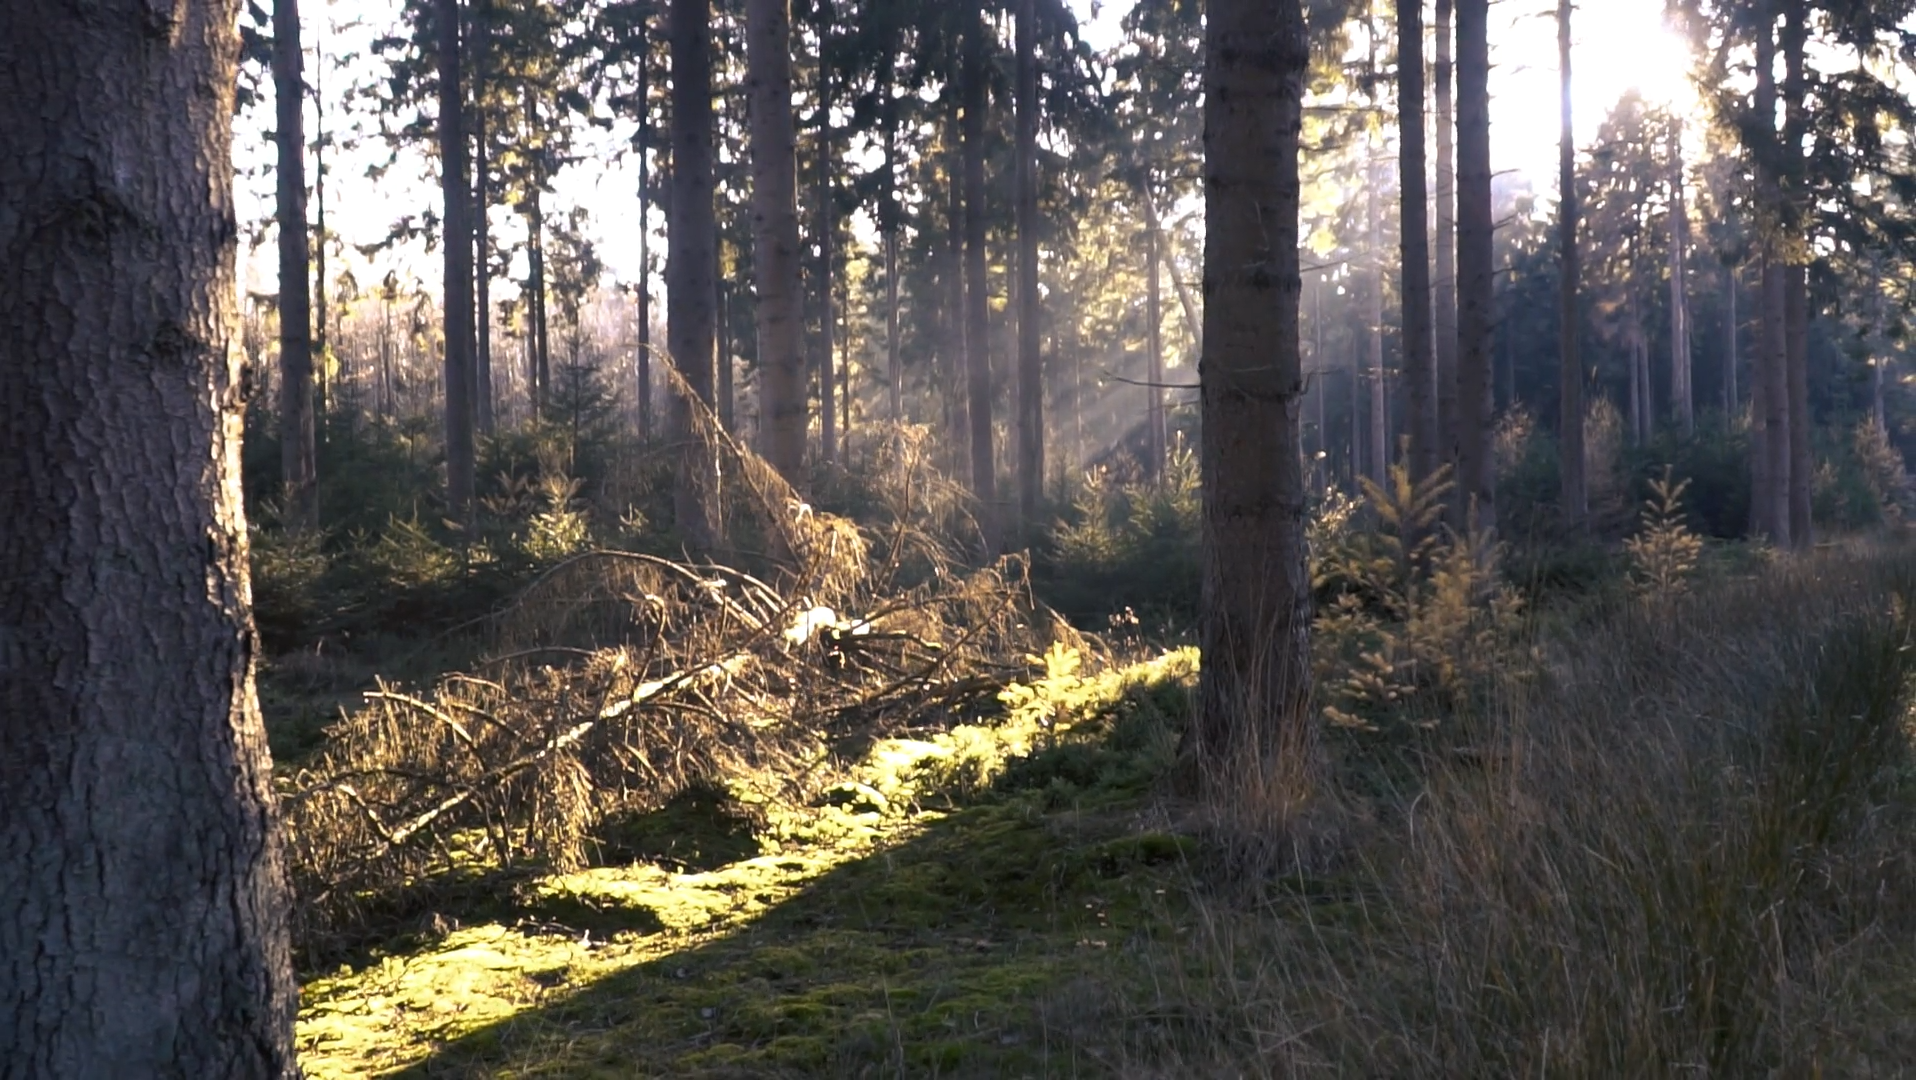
1146 212 1166 482
816 40 838 467
883 64 902 422
0 2 300 1071
275 0 317 528
313 33 330 423
1556 0 1586 527
1398 0 1436 484
1783 0 1811 549
963 0 997 544
473 0 494 435
1015 0 1043 525
438 0 477 522
1668 121 1692 437
945 101 968 474
671 0 721 547
747 0 806 485
1455 0 1495 529
716 268 734 431
637 28 653 439
1191 0 1315 792
1366 130 1387 484
1753 14 1790 545
1725 261 1738 416
1434 0 1459 474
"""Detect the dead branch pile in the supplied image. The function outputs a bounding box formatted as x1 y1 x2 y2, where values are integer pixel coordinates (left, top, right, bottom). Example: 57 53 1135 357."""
278 419 1072 955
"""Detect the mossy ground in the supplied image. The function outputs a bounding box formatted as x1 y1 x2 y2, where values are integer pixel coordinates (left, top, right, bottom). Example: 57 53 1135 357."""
296 651 1201 1078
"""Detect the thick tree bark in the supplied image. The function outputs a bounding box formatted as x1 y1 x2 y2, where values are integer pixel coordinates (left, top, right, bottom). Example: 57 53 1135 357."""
0 1 299 1073
1191 0 1315 789
747 0 806 485
275 0 317 528
1434 0 1459 474
1399 0 1436 484
670 0 721 547
1556 0 1586 527
438 0 477 522
963 0 997 544
1668 122 1692 437
1015 0 1043 524
1455 0 1495 529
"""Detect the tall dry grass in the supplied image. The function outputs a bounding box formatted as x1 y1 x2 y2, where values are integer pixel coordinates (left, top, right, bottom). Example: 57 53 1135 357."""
1128 542 1916 1077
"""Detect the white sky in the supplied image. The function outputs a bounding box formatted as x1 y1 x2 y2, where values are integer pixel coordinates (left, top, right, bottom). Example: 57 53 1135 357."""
237 0 1699 297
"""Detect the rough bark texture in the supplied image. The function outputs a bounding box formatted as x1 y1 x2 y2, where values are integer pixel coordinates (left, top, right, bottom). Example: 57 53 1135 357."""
437 0 476 523
1191 0 1315 784
1434 0 1459 474
1556 0 1586 527
1015 0 1043 526
747 0 806 486
0 1 300 1073
274 0 316 529
670 0 721 548
1398 0 1436 484
1455 0 1495 529
963 0 997 545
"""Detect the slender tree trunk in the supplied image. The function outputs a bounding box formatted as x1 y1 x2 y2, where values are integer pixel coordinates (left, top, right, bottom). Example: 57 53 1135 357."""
1147 199 1204 351
1366 132 1387 484
313 31 330 424
1192 0 1315 792
438 0 477 522
1556 0 1586 527
1668 122 1691 437
637 31 653 439
963 0 997 543
1146 212 1166 482
945 106 968 473
1015 0 1043 524
816 43 838 467
747 0 806 484
716 269 735 432
1434 0 1459 474
883 66 902 422
1399 0 1436 484
275 0 317 528
1753 12 1789 545
1455 0 1495 528
1783 0 1811 548
1725 262 1738 416
671 0 721 547
0 2 299 1071
472 0 494 435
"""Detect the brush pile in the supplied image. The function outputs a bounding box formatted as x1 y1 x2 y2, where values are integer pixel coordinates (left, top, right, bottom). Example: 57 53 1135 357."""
278 422 1071 954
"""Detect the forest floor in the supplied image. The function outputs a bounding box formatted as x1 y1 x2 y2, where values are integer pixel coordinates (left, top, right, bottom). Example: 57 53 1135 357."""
286 539 1916 1078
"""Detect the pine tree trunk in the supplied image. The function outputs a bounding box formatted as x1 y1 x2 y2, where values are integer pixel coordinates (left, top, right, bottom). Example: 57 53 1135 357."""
1725 262 1738 416
1191 0 1315 788
1762 257 1791 544
1398 0 1436 484
883 66 902 422
1434 0 1460 475
1366 132 1388 484
275 0 317 528
747 0 806 484
945 96 968 473
313 41 330 420
716 271 734 432
1015 0 1043 524
0 2 299 1071
1668 122 1691 436
1455 0 1495 529
473 0 494 435
816 32 838 468
963 0 997 544
438 0 477 522
1783 0 1811 548
1556 0 1586 527
1146 213 1166 482
671 0 721 547
637 30 653 439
